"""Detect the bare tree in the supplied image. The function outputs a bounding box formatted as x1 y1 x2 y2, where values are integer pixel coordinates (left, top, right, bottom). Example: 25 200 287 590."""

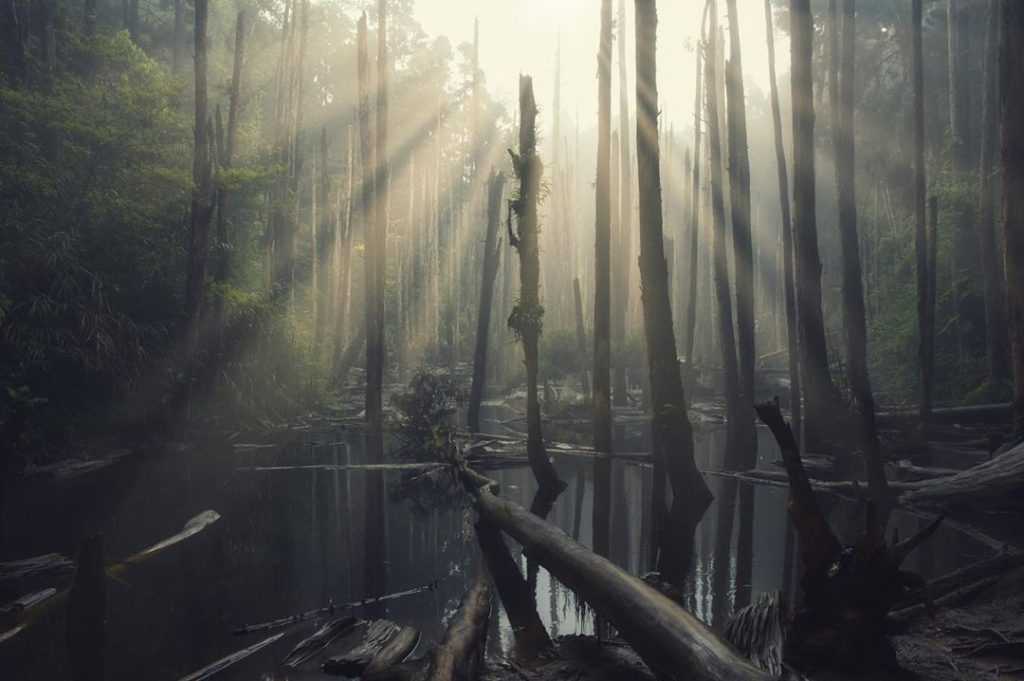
791 0 839 445
468 171 506 433
764 0 801 435
912 0 931 428
509 76 563 492
613 0 633 407
634 0 712 525
725 0 756 461
1001 0 1024 434
186 0 213 356
594 0 613 456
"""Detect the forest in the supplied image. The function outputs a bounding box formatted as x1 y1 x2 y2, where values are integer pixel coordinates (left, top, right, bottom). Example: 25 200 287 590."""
2 0 1024 679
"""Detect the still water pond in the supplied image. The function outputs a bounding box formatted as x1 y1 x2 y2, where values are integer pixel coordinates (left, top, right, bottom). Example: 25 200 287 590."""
0 420 990 680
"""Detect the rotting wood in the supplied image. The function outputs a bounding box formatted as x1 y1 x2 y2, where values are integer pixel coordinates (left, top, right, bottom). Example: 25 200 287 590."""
283 616 358 668
466 480 769 681
322 619 403 676
362 625 420 678
424 572 491 681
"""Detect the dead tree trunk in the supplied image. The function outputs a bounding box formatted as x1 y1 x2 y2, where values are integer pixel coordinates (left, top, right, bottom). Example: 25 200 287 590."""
425 574 490 681
468 171 506 433
791 0 839 447
365 0 388 430
509 76 563 493
725 0 756 462
1001 0 1024 435
635 0 712 517
832 0 887 513
705 4 741 451
764 0 801 435
186 0 213 358
684 35 704 367
467 484 768 681
977 0 1009 394
912 0 931 429
574 278 591 398
594 0 613 455
613 0 633 407
212 10 246 352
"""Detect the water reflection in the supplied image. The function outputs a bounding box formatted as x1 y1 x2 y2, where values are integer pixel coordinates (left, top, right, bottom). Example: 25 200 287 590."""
0 423 993 679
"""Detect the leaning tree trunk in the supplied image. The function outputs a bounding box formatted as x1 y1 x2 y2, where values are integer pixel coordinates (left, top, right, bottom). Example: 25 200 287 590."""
634 0 712 520
912 0 931 429
705 4 741 454
725 0 757 463
1001 0 1024 435
365 0 388 431
832 0 887 515
792 0 839 448
468 171 506 433
594 0 613 457
764 0 801 436
613 0 633 407
510 76 563 493
977 0 1009 393
186 0 213 360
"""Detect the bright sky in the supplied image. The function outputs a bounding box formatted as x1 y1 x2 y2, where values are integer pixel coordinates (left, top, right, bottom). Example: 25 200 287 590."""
414 0 790 139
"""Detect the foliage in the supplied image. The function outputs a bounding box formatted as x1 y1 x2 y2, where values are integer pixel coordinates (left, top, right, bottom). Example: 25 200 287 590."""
392 369 464 462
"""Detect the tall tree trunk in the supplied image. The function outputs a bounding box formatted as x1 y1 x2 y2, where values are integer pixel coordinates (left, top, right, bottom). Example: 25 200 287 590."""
1001 0 1024 435
356 11 375 406
315 127 332 356
977 0 1009 394
634 0 712 524
468 171 506 433
912 0 931 428
833 0 887 516
213 10 246 352
365 0 388 430
594 0 613 456
574 278 591 397
172 0 183 73
613 0 633 407
725 0 756 463
186 0 213 357
764 0 801 435
705 4 740 452
335 124 355 368
510 76 563 493
791 0 838 446
684 18 705 368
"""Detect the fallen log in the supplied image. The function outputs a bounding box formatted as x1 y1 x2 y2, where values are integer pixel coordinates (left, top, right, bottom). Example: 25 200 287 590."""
232 581 438 635
899 439 1024 508
322 619 403 676
425 573 491 681
890 549 1024 616
283 616 358 668
362 626 420 678
0 553 73 584
178 632 285 681
469 485 769 681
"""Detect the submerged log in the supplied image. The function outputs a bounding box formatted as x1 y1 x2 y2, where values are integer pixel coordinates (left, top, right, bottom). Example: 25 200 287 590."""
0 553 73 584
322 619 403 676
469 484 769 681
283 616 358 668
362 626 420 678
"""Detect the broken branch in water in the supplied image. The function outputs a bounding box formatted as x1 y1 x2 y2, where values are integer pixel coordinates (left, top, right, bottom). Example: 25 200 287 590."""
177 632 285 681
231 581 439 635
0 553 74 584
0 510 221 646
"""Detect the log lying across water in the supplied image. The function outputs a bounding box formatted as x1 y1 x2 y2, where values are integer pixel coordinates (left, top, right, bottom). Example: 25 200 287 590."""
470 486 770 681
899 439 1024 508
